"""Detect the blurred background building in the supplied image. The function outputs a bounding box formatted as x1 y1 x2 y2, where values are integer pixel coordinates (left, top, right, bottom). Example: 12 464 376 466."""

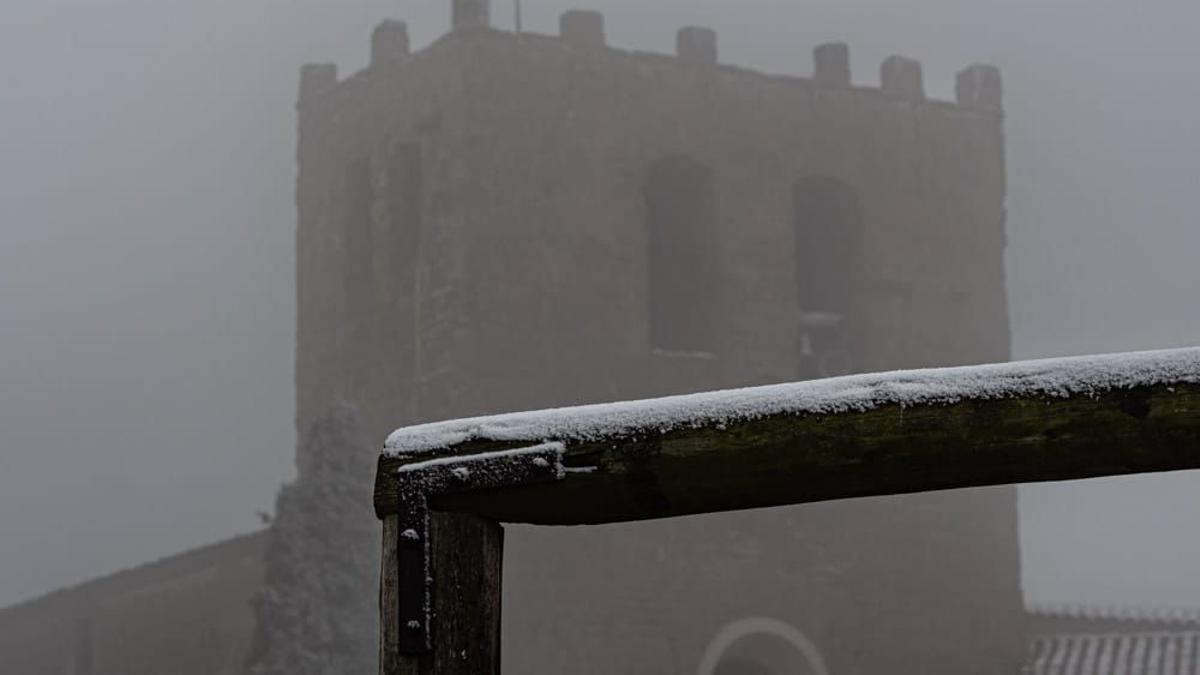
1 2 1196 674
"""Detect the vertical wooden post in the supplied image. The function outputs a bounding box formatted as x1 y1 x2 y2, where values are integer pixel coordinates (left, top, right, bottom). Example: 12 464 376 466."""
380 513 504 675
380 515 401 673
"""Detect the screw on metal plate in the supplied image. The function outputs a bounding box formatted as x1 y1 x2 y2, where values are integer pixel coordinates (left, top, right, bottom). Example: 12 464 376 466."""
394 443 566 654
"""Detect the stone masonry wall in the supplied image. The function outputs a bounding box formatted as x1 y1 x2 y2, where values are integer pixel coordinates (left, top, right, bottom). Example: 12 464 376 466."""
0 533 265 675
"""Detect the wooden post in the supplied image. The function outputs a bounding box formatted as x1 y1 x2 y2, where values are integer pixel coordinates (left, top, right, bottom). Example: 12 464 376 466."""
380 513 504 675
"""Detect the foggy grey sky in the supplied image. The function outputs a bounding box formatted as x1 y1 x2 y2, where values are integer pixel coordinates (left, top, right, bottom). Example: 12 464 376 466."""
2 0 1199 609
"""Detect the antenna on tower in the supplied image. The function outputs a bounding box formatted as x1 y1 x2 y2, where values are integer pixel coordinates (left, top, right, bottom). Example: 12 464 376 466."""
514 0 523 33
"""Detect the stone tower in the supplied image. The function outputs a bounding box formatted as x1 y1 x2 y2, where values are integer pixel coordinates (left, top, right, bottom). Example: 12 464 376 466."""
296 2 1020 673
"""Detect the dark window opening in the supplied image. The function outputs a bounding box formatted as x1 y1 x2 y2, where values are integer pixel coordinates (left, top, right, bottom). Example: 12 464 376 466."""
387 143 422 269
344 157 375 315
341 156 376 396
794 176 863 379
380 144 422 415
645 156 718 354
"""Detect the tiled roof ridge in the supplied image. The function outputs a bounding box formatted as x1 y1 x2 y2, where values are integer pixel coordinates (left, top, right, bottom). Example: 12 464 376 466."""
1033 630 1200 641
1029 603 1200 626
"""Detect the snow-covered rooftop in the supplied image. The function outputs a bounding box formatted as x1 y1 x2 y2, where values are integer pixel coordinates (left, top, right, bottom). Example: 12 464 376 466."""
385 347 1200 458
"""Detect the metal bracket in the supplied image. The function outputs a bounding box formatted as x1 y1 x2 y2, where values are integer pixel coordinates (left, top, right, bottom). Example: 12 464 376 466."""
395 442 567 654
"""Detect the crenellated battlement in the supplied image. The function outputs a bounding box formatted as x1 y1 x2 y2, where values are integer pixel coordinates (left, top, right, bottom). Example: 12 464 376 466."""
452 0 490 30
881 55 925 101
675 26 719 65
813 42 851 88
371 19 411 67
297 62 338 103
559 9 605 49
296 1 1002 117
957 63 1004 112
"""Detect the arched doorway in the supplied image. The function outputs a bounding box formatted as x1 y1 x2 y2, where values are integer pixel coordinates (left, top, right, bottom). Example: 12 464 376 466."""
697 617 831 675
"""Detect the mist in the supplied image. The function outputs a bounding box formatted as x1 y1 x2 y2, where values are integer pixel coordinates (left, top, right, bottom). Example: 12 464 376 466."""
2 0 1199 620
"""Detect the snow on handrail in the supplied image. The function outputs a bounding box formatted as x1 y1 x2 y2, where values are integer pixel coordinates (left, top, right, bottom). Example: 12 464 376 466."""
385 347 1200 457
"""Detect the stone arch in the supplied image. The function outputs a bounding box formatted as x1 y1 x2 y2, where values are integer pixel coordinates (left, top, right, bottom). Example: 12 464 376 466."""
697 616 831 675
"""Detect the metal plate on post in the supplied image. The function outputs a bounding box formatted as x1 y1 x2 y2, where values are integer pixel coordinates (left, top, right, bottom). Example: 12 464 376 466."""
394 442 566 654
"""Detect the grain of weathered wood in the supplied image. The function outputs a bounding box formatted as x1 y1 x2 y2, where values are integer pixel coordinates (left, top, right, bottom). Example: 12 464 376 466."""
379 515 401 675
376 383 1200 525
381 512 503 675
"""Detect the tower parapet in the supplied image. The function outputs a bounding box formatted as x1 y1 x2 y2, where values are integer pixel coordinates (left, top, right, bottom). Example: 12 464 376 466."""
813 42 851 87
297 63 338 103
560 10 606 48
881 55 925 101
316 3 1001 117
452 0 491 30
676 26 718 65
957 64 1003 113
372 20 410 66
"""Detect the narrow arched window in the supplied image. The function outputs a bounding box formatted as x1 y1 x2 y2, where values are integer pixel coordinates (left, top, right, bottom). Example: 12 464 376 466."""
645 156 718 355
793 176 863 378
344 157 375 312
387 143 422 269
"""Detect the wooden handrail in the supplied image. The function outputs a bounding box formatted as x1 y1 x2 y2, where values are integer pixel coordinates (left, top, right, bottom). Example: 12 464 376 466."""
375 347 1200 674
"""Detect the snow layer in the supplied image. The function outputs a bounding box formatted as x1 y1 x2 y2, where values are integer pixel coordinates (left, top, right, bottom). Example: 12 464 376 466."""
384 347 1200 457
395 442 565 474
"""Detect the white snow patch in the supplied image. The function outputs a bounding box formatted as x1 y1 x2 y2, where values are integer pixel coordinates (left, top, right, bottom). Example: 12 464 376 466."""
384 347 1200 457
394 442 566 471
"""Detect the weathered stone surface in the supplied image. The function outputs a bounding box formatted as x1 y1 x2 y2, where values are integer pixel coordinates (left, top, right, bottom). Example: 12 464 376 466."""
881 54 925 100
676 26 718 64
297 62 337 102
813 42 851 87
0 534 266 675
559 10 605 48
958 63 1004 112
372 20 410 67
451 0 489 30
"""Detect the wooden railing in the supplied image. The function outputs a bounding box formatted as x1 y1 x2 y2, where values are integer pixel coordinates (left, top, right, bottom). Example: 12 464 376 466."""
374 348 1200 674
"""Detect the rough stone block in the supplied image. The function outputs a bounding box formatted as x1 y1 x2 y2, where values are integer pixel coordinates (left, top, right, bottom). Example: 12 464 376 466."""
560 10 606 48
372 20 411 66
881 55 924 100
452 0 491 30
676 26 718 65
814 42 851 87
298 63 337 102
956 64 1003 112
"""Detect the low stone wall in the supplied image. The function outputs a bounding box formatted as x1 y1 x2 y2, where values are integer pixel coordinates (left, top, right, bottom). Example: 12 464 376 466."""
0 532 265 675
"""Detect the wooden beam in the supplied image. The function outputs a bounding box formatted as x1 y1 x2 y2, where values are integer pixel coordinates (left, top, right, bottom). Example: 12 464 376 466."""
380 513 503 675
376 382 1200 525
376 350 1200 669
